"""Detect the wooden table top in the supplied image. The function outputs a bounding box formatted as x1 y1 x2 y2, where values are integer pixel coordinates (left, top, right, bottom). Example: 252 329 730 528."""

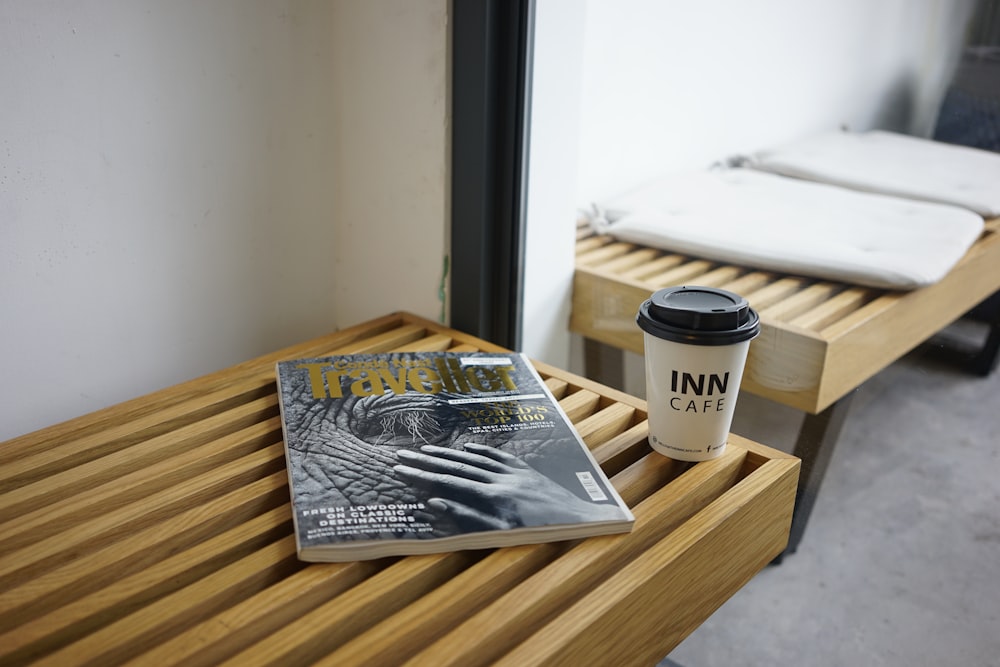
0 312 798 666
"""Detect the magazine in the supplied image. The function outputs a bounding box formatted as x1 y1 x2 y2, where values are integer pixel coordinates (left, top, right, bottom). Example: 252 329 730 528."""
275 351 634 562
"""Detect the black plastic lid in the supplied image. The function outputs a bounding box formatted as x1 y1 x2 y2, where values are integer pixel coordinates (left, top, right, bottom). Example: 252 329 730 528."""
636 286 760 346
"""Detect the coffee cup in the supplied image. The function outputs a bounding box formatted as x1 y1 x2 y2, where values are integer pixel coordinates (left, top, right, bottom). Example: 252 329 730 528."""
636 286 760 461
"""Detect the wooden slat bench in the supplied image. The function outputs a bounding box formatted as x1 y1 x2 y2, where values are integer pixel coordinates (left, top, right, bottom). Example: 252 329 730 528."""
572 216 1000 555
0 312 798 666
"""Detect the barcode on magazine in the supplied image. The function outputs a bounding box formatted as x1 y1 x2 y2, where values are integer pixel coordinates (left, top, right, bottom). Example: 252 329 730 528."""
576 471 608 501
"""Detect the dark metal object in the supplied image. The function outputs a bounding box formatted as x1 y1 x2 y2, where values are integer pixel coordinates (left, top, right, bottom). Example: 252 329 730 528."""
782 393 856 556
450 0 535 349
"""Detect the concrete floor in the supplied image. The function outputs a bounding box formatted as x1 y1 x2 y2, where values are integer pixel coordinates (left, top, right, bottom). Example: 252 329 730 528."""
661 322 1000 666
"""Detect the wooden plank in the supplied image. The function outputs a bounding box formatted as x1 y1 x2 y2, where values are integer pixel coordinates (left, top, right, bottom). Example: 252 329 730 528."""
570 267 831 413
404 447 750 667
0 311 799 666
575 235 612 254
529 358 647 413
687 265 745 287
218 551 485 666
0 392 277 495
31 537 300 667
0 399 280 522
557 389 602 423
743 276 811 310
121 560 386 667
319 542 569 667
646 259 716 286
791 286 873 331
741 321 827 414
576 242 636 267
569 267 651 356
0 507 292 664
759 282 843 321
598 246 663 273
718 270 776 297
574 217 1000 416
620 253 686 281
816 226 1000 410
0 466 288 617
544 377 570 400
0 416 283 552
332 323 430 354
589 422 654 477
492 457 800 666
394 333 458 352
574 402 638 449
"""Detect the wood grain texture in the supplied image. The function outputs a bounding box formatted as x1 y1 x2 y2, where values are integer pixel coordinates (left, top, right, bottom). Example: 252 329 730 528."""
0 312 798 666
572 217 1000 414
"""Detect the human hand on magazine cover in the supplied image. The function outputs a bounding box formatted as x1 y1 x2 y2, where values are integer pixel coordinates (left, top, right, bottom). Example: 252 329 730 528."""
393 442 621 530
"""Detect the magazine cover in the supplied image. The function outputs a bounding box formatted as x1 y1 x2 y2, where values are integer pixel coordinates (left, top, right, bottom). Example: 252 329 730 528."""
275 351 634 562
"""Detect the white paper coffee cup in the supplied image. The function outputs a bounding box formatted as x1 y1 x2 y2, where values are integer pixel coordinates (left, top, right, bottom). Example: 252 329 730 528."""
637 286 760 461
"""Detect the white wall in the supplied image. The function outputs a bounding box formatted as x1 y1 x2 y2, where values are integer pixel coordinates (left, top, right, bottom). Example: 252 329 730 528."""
0 1 449 441
575 0 975 203
522 0 975 381
520 0 587 366
329 2 449 327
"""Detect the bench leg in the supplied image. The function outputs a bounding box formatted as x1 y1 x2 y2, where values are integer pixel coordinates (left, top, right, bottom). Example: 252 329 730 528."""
921 292 1000 377
583 338 626 390
968 295 1000 376
778 393 856 560
973 320 1000 376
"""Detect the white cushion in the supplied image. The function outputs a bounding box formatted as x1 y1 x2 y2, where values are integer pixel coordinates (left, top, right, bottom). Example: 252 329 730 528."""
590 169 984 290
746 130 1000 218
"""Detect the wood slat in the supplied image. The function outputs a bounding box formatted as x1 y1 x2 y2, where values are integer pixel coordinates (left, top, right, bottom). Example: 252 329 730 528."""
0 507 292 664
0 398 281 522
573 216 1000 415
687 265 745 287
598 246 663 273
492 457 799 667
576 241 636 267
574 234 612 254
743 275 812 311
718 270 777 296
0 416 283 553
620 253 687 281
32 537 301 667
122 559 386 667
556 389 602 423
0 464 288 615
0 312 800 665
405 448 751 667
646 259 716 286
759 282 843 321
320 542 569 667
791 286 873 331
219 551 487 667
0 389 277 494
575 402 638 448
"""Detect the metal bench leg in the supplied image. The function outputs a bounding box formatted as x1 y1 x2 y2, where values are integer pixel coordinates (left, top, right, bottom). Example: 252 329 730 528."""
970 314 1000 377
780 392 856 558
921 292 1000 377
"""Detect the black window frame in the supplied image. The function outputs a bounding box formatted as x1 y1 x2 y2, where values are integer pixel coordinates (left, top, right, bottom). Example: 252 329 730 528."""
450 0 535 349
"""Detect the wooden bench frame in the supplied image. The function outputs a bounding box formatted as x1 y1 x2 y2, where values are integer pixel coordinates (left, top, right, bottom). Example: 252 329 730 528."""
571 217 1000 555
0 312 798 666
